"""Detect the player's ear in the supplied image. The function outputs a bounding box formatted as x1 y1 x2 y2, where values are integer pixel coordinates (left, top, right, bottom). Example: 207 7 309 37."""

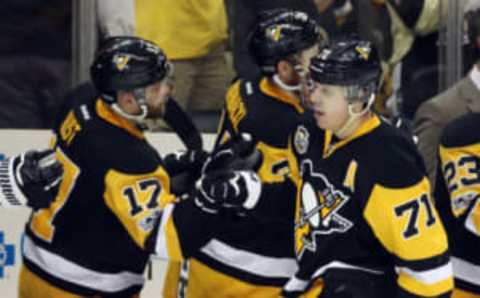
117 91 139 113
276 60 296 81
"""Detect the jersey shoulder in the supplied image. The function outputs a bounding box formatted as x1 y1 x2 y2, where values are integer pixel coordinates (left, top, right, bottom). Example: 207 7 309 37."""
441 112 480 148
56 96 161 176
227 77 303 148
54 82 97 128
356 121 426 189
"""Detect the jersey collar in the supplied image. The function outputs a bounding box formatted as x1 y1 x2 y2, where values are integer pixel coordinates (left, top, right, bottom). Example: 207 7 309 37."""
96 99 145 140
323 114 381 158
259 77 304 114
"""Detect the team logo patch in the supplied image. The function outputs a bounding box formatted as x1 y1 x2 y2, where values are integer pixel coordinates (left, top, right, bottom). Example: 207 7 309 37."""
139 210 162 232
451 191 477 217
295 161 353 259
294 125 309 155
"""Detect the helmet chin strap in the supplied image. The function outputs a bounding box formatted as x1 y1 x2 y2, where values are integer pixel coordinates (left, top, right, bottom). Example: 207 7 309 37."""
273 74 302 92
334 93 375 138
111 103 148 124
110 87 150 125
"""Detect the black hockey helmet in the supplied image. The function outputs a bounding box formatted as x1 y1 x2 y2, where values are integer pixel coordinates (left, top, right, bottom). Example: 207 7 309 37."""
309 36 381 99
249 9 321 75
90 36 171 102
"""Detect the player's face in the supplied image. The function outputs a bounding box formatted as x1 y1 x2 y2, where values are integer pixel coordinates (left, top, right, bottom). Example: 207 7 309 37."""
145 79 173 118
307 83 349 131
297 44 320 87
299 46 321 101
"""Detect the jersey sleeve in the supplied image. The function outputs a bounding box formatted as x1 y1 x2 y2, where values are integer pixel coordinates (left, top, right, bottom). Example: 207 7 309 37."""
363 177 453 297
103 165 179 254
438 143 480 236
214 80 245 148
104 161 224 263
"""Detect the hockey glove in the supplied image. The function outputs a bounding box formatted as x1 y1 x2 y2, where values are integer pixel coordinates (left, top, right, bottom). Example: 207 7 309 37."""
194 170 262 214
202 133 262 174
164 150 209 177
15 149 63 210
165 150 209 196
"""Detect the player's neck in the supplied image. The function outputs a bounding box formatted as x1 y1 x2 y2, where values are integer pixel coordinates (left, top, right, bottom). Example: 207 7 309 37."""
333 112 372 140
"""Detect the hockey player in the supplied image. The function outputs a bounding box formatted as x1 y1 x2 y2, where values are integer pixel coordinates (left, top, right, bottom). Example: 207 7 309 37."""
0 149 62 210
435 113 480 298
18 36 262 298
282 37 453 297
161 9 324 298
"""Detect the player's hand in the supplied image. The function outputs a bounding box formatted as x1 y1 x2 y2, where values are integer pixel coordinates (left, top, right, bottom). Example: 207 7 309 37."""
193 170 262 214
15 149 63 210
202 133 261 174
163 149 208 177
165 150 209 196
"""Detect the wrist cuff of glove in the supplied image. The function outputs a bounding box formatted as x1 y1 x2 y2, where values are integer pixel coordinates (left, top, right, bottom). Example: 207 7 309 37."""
239 171 261 210
0 155 28 207
194 182 220 214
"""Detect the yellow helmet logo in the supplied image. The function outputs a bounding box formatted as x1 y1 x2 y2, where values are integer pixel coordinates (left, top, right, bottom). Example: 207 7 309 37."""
267 25 283 42
114 55 130 71
355 45 372 61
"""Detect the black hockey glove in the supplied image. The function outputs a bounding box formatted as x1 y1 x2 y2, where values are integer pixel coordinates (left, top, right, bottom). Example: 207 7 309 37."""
164 150 209 177
202 133 262 174
193 170 262 214
166 150 209 196
15 149 63 210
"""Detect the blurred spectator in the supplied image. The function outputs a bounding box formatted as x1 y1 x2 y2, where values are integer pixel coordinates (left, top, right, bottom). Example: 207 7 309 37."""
400 32 440 120
0 0 71 128
414 7 480 186
0 57 69 128
96 0 134 37
97 0 232 132
0 0 71 59
136 0 232 132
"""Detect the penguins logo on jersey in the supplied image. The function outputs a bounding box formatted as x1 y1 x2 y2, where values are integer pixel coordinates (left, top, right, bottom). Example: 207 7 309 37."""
295 160 353 258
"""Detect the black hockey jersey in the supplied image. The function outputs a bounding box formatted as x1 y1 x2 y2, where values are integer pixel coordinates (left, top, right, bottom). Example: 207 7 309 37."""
283 114 453 298
193 77 303 288
22 89 212 297
435 112 480 294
